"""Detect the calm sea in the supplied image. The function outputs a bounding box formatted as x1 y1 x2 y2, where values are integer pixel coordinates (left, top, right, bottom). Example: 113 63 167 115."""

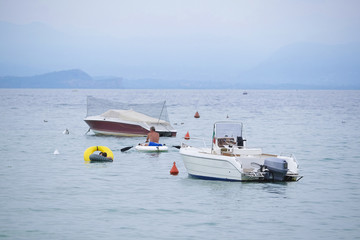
0 89 359 240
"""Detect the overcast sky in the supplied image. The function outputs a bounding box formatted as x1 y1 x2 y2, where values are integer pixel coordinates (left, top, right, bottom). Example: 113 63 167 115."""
1 0 360 80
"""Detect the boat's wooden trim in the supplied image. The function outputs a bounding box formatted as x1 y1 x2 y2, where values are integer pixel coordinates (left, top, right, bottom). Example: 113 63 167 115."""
222 152 235 156
261 153 277 157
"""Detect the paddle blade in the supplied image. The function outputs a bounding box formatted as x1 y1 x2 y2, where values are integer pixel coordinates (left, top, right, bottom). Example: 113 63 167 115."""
121 146 133 152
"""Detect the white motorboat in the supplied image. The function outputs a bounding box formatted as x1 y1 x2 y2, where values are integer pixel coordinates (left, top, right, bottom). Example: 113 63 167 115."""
179 121 301 182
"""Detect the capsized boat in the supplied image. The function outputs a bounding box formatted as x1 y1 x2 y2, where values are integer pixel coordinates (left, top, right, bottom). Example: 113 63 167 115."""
84 96 177 137
135 143 168 152
179 121 301 182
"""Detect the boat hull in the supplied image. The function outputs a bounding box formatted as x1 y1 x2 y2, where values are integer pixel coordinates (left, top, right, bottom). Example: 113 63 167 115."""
84 119 177 137
180 146 299 182
180 152 244 181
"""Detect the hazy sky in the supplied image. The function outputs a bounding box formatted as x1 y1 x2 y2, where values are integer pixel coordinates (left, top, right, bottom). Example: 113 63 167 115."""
1 0 360 80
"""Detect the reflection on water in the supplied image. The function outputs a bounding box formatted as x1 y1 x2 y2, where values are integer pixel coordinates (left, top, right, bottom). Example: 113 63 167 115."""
0 89 359 240
261 182 289 196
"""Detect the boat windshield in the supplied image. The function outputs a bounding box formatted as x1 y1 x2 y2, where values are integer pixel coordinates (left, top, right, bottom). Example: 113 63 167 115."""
215 122 242 138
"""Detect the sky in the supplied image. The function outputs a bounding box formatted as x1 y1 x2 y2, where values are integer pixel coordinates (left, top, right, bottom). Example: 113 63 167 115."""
0 0 360 81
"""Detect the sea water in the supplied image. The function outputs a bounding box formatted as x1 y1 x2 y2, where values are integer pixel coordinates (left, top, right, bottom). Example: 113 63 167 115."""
0 89 359 240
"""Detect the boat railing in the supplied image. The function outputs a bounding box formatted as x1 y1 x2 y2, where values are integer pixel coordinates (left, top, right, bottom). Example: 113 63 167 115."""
279 152 298 162
290 153 298 165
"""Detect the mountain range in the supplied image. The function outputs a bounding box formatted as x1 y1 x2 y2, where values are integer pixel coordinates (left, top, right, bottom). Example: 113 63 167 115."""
0 69 231 89
239 42 360 89
1 63 359 89
0 69 122 89
0 21 359 89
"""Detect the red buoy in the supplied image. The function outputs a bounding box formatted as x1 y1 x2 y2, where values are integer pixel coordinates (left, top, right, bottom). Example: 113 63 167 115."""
184 131 190 140
194 111 200 118
170 162 179 175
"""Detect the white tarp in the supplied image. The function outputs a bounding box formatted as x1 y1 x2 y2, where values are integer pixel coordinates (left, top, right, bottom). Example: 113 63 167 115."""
100 109 167 124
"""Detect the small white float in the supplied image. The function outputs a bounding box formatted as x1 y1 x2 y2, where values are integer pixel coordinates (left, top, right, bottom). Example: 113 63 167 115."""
135 143 168 152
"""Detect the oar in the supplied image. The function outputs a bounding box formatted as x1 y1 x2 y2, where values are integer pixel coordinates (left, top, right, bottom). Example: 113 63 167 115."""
121 146 133 152
172 145 181 149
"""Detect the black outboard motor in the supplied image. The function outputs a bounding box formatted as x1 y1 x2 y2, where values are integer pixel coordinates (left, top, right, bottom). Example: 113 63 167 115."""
237 136 245 147
263 158 288 181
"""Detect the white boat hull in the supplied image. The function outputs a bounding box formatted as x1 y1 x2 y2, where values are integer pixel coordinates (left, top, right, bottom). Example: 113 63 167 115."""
180 146 299 182
135 145 168 152
182 155 244 181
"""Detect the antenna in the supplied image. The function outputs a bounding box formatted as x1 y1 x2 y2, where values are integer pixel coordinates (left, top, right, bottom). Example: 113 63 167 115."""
157 100 166 124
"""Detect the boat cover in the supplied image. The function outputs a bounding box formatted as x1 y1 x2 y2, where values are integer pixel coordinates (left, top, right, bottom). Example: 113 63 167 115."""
100 109 167 123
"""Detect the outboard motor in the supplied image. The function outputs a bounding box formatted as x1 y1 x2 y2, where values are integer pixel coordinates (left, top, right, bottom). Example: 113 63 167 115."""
263 158 288 181
237 136 245 147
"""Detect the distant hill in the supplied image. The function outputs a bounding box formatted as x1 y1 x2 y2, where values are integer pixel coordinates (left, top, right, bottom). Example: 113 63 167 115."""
0 69 122 88
1 22 360 89
1 65 359 89
0 69 232 89
1 21 360 89
239 42 360 89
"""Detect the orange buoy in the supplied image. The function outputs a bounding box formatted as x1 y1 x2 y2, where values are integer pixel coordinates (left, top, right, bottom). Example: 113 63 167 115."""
194 111 200 118
184 131 190 140
170 162 179 175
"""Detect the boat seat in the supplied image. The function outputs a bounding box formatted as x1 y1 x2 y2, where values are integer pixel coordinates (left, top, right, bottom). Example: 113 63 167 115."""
222 152 234 156
217 138 226 147
217 138 236 147
221 147 228 152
